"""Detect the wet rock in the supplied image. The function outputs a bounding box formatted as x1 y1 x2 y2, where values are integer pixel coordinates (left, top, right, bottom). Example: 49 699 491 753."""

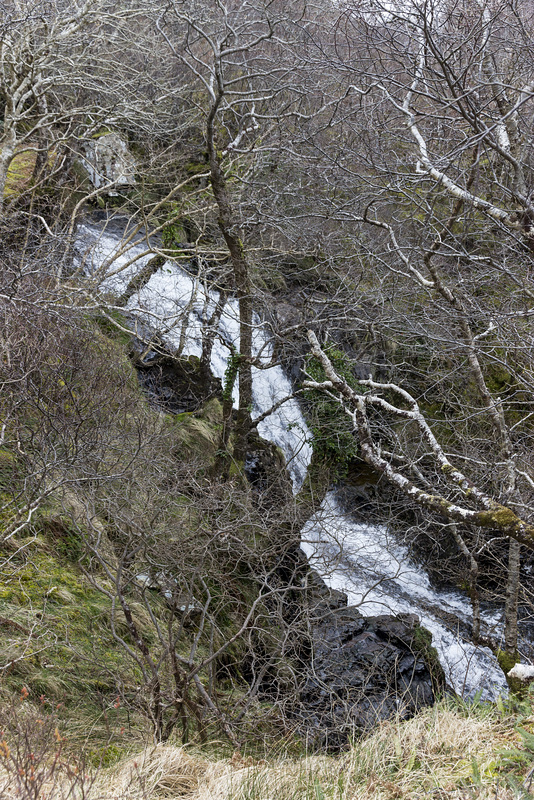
304 568 348 615
297 606 442 751
243 434 296 516
244 433 289 494
135 352 222 413
78 132 136 195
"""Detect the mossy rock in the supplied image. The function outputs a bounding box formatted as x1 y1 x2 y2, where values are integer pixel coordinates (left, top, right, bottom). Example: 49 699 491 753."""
496 649 524 694
411 624 446 693
198 397 223 425
174 415 221 457
4 150 37 198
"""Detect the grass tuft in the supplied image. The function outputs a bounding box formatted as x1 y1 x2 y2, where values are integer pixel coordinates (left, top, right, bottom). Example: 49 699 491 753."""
83 701 529 799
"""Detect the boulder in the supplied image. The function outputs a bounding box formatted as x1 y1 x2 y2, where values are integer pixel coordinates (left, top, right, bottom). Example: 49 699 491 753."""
508 663 534 683
135 351 221 413
297 606 443 751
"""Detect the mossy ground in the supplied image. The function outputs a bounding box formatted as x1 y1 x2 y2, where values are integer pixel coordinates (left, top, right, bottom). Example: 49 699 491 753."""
0 524 148 742
0 308 292 753
0 314 231 744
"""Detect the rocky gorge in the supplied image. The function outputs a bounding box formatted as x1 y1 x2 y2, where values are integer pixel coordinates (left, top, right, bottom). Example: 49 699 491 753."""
73 213 512 751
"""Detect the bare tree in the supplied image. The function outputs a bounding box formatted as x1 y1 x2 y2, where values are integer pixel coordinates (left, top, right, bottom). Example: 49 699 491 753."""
233 0 534 662
149 0 324 462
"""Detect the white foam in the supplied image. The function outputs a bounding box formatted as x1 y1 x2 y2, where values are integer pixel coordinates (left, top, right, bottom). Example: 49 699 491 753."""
301 493 508 700
76 221 312 488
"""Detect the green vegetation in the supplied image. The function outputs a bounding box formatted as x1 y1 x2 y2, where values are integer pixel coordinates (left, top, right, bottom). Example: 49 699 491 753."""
0 302 307 753
2 692 534 798
411 625 446 692
3 149 37 198
304 347 364 476
4 0 534 792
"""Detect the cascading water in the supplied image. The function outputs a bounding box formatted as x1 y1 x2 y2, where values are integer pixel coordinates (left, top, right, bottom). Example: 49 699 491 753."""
301 493 507 699
76 216 509 700
75 219 312 490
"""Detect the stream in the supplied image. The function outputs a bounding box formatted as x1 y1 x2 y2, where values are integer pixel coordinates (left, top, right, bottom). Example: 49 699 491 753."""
76 216 509 701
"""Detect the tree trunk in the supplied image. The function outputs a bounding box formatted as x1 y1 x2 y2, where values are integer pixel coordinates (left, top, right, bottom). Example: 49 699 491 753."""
200 289 227 386
504 537 521 655
0 129 17 212
206 91 252 464
117 254 166 307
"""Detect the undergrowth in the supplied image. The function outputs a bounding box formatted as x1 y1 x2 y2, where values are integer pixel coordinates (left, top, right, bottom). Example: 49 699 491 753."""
2 692 534 799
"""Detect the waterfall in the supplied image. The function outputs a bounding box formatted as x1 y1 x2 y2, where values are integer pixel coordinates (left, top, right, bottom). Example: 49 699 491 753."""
301 493 507 700
76 220 312 490
76 217 509 700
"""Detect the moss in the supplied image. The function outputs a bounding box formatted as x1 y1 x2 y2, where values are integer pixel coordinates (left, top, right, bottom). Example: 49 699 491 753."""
4 150 37 198
38 515 85 563
485 364 514 395
198 397 223 426
0 448 21 490
71 159 93 189
477 505 521 531
304 346 363 476
412 625 446 693
171 398 227 469
497 648 521 675
89 743 125 767
93 310 132 347
496 649 525 695
91 128 114 139
495 649 530 700
174 416 220 454
228 459 246 481
184 160 208 175
0 545 141 714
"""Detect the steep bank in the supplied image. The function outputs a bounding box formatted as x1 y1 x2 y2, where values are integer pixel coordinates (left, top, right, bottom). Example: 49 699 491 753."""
0 288 440 753
0 695 530 799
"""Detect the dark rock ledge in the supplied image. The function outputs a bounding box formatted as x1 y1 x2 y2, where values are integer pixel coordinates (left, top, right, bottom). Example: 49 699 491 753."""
296 573 445 751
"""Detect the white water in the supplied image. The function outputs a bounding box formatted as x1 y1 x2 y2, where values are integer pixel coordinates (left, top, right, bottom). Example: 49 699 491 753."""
76 217 508 700
75 221 312 489
301 493 508 699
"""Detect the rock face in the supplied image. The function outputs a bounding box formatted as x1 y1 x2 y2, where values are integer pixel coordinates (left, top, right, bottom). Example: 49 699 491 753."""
244 431 293 499
135 351 222 413
297 575 443 751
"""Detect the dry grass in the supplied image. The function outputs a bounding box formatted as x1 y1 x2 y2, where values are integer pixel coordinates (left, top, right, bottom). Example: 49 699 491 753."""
340 704 522 799
1 701 529 799
87 703 529 800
